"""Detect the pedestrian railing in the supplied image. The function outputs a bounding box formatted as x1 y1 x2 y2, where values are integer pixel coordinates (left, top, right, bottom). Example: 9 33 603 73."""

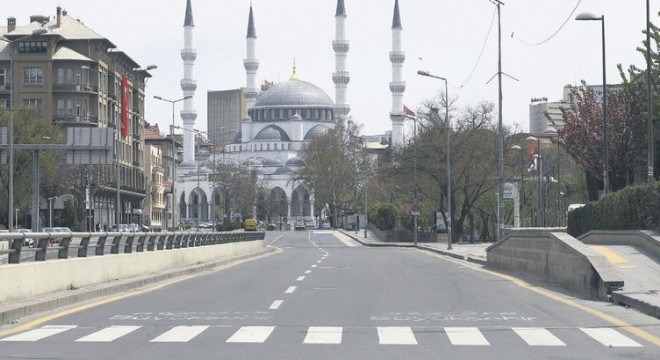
0 230 265 264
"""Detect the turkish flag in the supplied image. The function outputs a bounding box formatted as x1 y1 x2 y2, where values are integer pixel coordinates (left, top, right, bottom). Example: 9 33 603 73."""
121 75 128 137
403 105 415 117
528 144 536 165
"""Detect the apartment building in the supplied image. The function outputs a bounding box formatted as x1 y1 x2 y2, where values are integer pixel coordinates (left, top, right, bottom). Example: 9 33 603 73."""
0 7 154 229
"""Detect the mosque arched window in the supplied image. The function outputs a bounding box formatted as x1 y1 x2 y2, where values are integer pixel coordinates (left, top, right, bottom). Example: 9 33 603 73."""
305 109 311 119
313 109 319 120
267 143 270 151
288 143 292 150
274 143 278 150
288 109 293 118
279 109 284 119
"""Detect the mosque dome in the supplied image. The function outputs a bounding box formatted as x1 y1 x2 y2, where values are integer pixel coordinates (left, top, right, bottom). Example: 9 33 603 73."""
254 80 333 108
274 166 293 175
254 125 291 141
304 125 330 140
285 157 304 167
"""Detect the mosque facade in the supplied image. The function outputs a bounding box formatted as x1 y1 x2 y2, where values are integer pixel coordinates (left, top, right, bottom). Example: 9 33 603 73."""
174 0 407 227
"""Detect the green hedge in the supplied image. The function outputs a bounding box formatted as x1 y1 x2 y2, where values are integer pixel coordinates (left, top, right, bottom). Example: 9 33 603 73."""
567 182 660 237
369 202 399 231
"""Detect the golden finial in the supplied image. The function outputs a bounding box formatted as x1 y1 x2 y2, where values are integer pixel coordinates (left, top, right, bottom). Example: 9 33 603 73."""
289 58 299 81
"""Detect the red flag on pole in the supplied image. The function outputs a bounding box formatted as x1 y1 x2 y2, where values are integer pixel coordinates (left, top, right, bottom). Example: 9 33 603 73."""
121 75 129 137
403 105 415 117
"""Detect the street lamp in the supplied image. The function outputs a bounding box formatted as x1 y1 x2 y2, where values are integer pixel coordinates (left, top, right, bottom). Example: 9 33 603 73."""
417 70 452 250
154 95 192 230
576 12 608 196
546 127 561 226
646 0 655 182
7 27 48 231
527 136 543 226
511 145 524 227
47 196 57 227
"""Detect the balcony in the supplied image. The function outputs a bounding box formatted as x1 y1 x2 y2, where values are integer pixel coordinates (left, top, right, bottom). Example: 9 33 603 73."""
52 83 98 94
53 114 99 126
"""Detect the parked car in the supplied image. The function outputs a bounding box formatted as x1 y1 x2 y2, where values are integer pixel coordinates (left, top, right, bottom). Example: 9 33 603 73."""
42 227 71 244
267 223 277 230
244 219 257 231
294 221 305 231
321 222 331 230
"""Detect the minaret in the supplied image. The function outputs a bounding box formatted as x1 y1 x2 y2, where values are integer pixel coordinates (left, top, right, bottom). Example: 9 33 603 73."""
332 0 350 120
389 0 406 147
244 2 259 110
181 0 198 166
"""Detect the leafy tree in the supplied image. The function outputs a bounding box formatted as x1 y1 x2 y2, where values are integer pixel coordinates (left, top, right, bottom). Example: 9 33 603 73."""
61 198 79 229
558 82 646 198
211 162 265 222
294 118 366 227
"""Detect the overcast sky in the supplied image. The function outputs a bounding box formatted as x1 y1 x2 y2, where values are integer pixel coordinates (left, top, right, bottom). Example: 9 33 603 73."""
3 0 658 136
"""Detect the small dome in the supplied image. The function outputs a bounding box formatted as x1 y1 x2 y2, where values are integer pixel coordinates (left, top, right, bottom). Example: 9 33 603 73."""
285 157 304 167
255 125 291 141
304 125 330 140
262 158 284 167
253 80 334 108
243 158 263 166
274 166 293 175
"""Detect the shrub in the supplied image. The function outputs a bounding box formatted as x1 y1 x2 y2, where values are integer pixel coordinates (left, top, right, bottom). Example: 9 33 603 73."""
369 202 399 231
567 182 660 237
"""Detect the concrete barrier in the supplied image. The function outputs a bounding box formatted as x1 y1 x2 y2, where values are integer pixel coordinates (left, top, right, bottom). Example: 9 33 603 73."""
578 230 660 261
486 229 623 300
0 239 265 303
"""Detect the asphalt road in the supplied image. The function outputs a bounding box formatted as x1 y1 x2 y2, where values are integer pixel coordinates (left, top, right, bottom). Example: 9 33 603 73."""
0 230 658 359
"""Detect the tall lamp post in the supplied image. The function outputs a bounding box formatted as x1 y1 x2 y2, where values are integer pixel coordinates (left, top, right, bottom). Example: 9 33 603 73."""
546 127 561 226
576 12 608 196
511 145 524 227
154 95 191 230
527 136 543 226
417 70 452 250
646 0 655 182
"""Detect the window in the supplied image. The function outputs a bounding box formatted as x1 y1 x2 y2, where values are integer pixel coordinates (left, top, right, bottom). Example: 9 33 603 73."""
0 69 5 86
22 99 43 116
23 67 43 86
17 41 47 53
57 99 65 116
65 68 73 84
56 68 64 84
0 99 9 109
66 99 73 115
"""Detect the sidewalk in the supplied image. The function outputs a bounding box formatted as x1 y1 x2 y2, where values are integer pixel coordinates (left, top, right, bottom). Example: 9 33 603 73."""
340 229 489 265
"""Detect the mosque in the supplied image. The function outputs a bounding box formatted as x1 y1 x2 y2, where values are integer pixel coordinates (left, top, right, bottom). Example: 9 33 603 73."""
174 0 408 227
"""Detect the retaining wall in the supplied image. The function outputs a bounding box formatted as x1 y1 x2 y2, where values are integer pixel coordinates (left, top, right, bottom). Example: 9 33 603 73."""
579 230 660 261
486 229 623 300
0 240 264 303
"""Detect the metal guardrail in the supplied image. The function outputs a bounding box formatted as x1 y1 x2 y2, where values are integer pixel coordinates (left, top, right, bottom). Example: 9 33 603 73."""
0 231 265 264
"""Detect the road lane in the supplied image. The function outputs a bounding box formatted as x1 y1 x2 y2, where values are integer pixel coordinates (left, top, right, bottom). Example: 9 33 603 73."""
0 230 658 360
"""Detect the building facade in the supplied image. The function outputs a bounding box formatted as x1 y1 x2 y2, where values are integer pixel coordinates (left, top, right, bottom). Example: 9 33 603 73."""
1 7 153 230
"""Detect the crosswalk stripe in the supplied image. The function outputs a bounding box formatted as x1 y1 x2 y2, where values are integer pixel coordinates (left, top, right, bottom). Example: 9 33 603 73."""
0 325 77 342
76 326 141 342
150 326 209 342
512 327 566 346
580 328 642 347
303 326 343 344
445 327 490 346
269 300 284 310
377 327 417 345
226 326 275 343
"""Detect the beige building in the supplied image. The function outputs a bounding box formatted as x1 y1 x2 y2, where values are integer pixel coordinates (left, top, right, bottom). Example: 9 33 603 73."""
144 142 165 232
1 7 154 230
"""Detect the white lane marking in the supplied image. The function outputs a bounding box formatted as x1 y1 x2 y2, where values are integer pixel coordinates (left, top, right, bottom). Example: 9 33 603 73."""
305 270 311 274
0 325 77 342
226 326 275 343
316 260 322 263
296 276 305 281
580 328 642 347
303 326 343 344
150 326 209 342
333 232 359 247
445 327 490 346
268 232 287 246
269 300 284 310
285 286 297 294
377 327 418 345
76 325 141 342
512 327 566 346
311 265 318 268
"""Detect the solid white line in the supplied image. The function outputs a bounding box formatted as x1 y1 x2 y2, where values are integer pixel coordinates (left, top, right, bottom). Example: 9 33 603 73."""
285 286 297 294
150 326 209 342
269 300 283 310
0 325 77 342
226 326 275 343
296 276 305 281
303 327 343 344
512 327 566 346
76 325 141 342
305 270 311 274
377 327 418 345
445 327 490 346
580 328 642 347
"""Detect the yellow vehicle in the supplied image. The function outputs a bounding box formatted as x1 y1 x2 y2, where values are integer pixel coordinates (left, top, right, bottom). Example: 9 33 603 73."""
244 219 257 231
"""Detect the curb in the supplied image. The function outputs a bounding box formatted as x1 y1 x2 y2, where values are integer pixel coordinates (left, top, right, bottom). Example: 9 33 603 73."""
0 247 276 326
611 291 660 320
